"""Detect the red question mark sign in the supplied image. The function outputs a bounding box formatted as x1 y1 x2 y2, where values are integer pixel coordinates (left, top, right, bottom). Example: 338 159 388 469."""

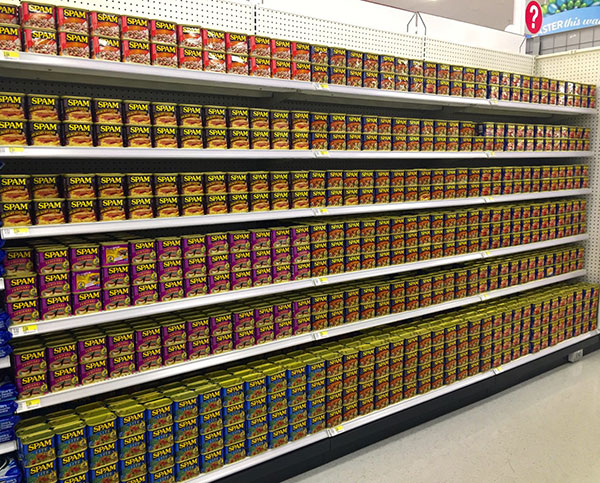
526 1 542 35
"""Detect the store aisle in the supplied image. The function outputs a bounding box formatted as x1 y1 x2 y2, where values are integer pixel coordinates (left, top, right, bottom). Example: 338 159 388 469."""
286 350 600 483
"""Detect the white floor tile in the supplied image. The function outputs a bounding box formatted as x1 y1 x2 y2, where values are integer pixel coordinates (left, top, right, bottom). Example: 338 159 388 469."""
286 349 600 483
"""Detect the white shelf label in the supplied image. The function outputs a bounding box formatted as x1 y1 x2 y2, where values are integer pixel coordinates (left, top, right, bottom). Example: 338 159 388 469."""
11 324 37 336
480 294 490 301
313 330 329 340
483 196 494 203
482 251 492 258
493 366 504 374
312 208 328 215
315 83 330 90
314 150 329 158
313 277 328 286
4 227 29 237
327 424 344 436
2 51 19 60
19 398 40 411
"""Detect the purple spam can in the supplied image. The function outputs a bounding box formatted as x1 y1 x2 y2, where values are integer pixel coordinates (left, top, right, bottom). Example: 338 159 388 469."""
207 273 230 293
157 237 182 260
100 241 129 267
162 343 187 366
251 267 272 286
134 325 161 351
187 338 210 359
71 290 102 316
136 348 162 371
250 229 271 250
35 246 69 274
38 272 69 298
157 259 183 281
69 244 100 271
102 286 130 310
40 294 71 320
210 333 233 354
182 234 206 258
205 232 229 255
159 280 184 301
231 269 252 291
232 307 254 331
131 282 159 305
209 313 232 335
185 316 210 340
233 329 255 349
106 330 134 358
47 340 77 371
130 262 157 285
108 354 135 378
101 265 130 289
184 277 208 297
129 239 156 264
228 232 251 252
183 258 206 278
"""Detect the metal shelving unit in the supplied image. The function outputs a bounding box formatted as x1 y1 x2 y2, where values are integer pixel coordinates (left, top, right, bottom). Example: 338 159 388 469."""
13 269 585 413
0 52 594 116
8 234 588 337
0 0 596 469
0 189 590 239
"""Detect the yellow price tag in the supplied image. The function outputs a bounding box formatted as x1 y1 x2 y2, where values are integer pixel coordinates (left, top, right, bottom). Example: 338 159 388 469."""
335 425 344 432
319 208 328 214
315 150 329 158
319 83 329 89
3 51 19 59
9 147 24 153
320 331 328 338
25 398 40 408
481 294 490 301
12 227 29 235
23 324 37 333
319 277 328 283
495 366 503 374
489 151 496 157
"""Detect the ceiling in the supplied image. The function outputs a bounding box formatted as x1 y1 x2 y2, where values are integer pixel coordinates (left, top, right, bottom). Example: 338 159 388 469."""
364 0 515 32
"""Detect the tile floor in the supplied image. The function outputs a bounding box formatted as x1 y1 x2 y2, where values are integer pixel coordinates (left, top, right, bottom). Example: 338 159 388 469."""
286 349 600 483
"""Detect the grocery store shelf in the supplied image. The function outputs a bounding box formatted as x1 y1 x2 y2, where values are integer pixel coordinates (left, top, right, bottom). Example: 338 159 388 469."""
0 146 591 160
13 269 586 412
334 329 600 436
0 442 16 455
178 329 600 482
0 189 590 239
0 52 594 117
8 234 588 337
0 357 10 370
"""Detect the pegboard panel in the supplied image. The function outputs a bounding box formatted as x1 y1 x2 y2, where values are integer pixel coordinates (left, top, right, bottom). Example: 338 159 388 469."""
424 38 535 75
54 0 255 33
535 51 599 284
255 6 425 58
534 50 600 84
